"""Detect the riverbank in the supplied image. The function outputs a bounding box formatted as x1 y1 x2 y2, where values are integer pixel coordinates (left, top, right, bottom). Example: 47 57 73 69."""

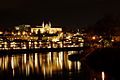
0 47 85 55
86 48 120 79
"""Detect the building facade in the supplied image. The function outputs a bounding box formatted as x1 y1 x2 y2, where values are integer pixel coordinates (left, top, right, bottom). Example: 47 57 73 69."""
31 22 62 34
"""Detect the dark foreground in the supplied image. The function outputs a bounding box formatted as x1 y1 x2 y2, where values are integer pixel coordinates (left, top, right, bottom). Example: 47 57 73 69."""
87 48 120 80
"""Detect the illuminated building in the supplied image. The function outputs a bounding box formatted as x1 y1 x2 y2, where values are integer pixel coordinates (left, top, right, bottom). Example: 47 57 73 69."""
112 36 120 42
15 24 31 32
31 21 62 34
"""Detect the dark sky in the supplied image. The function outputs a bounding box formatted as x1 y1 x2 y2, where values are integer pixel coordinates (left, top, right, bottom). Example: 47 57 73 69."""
0 0 120 27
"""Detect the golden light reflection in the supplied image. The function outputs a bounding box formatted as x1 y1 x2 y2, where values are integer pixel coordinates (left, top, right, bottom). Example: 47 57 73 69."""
11 56 14 69
5 55 8 69
77 61 81 70
59 52 63 69
68 60 72 70
29 54 34 73
0 58 2 68
0 51 81 77
43 65 46 77
35 53 38 67
24 54 26 64
102 71 105 80
13 69 15 76
11 56 15 76
26 64 30 76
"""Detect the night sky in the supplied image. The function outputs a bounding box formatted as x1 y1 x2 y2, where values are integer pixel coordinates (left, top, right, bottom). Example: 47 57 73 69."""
0 0 120 28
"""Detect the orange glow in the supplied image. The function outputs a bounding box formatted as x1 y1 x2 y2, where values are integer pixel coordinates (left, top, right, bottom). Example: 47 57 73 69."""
92 36 96 40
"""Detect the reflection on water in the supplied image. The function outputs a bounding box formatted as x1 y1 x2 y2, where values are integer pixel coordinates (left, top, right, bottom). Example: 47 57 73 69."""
102 71 105 80
0 51 111 80
0 51 82 79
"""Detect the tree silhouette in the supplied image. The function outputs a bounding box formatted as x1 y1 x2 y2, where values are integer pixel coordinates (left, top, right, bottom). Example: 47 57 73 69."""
94 14 120 36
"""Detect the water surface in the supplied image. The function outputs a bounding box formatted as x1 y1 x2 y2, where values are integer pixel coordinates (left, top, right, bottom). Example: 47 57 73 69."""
0 50 112 80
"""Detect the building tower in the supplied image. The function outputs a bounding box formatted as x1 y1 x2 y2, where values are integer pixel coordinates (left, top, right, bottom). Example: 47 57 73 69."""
42 21 45 28
49 21 51 28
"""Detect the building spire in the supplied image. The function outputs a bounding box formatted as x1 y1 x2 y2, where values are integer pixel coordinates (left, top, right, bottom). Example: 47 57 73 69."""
49 21 51 28
42 21 44 27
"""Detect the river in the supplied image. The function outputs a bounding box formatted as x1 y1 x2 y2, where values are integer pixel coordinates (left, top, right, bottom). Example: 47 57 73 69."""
0 50 117 80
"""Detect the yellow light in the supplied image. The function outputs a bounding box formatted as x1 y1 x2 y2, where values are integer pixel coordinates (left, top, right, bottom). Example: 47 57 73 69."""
41 29 45 33
92 36 96 40
26 64 30 76
24 54 26 64
66 36 71 39
0 31 3 34
4 45 7 48
39 42 41 44
0 44 2 47
11 32 14 35
34 42 37 45
22 31 26 35
18 31 21 35
52 38 59 42
68 60 72 70
35 53 38 67
4 42 7 45
29 42 31 44
102 71 105 80
77 61 81 70
80 43 84 47
59 52 63 69
11 56 14 69
82 39 84 42
111 39 114 42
